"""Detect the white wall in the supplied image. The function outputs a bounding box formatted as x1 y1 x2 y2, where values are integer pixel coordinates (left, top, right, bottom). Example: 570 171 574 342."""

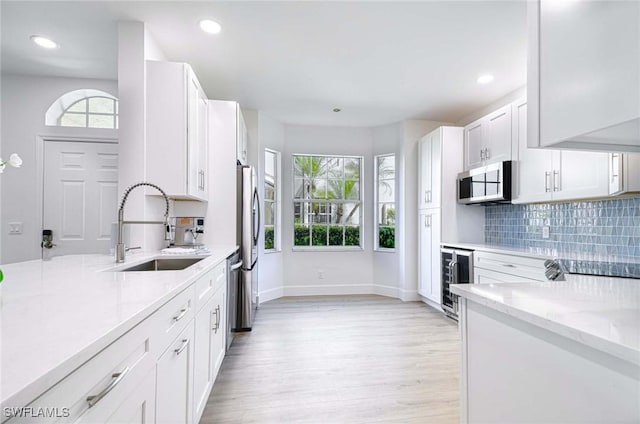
0 74 117 264
256 113 285 302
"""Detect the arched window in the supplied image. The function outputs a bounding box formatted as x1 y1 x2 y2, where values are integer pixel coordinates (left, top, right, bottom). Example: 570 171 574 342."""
45 89 118 129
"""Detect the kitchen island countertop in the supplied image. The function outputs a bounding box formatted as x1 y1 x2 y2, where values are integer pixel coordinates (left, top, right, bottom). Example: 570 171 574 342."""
451 274 640 365
0 246 237 411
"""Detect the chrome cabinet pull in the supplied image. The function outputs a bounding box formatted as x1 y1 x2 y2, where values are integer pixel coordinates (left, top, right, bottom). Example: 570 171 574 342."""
174 338 189 356
173 307 189 322
480 149 485 161
485 148 490 160
86 366 131 408
212 305 221 333
426 190 432 203
553 170 560 192
544 171 551 192
502 264 516 268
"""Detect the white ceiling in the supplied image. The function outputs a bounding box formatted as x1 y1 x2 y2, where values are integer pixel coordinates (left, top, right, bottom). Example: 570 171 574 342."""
1 1 527 127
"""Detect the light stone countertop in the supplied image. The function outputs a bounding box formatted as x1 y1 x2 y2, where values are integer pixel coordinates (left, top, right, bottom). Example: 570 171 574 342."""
0 246 237 411
451 274 640 366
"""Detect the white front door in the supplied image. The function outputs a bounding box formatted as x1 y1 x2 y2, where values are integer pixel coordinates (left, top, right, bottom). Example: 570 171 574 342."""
43 140 118 257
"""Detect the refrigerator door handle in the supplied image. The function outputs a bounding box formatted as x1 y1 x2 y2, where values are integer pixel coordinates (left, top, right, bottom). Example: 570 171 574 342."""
230 260 243 271
253 188 261 245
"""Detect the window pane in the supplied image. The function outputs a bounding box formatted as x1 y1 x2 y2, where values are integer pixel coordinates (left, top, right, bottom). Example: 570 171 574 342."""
265 226 275 250
326 157 343 179
67 99 86 113
311 225 328 246
341 203 360 225
377 156 395 178
378 226 395 249
264 201 274 225
378 179 395 202
345 181 360 200
60 113 86 127
327 179 343 199
265 150 276 176
89 97 115 113
88 114 115 129
378 203 396 225
312 178 327 200
345 158 360 179
345 226 360 246
328 226 343 246
294 225 310 246
265 182 275 201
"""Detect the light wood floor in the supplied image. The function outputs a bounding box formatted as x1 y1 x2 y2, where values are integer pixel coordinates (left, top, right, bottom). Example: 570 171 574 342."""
201 295 460 424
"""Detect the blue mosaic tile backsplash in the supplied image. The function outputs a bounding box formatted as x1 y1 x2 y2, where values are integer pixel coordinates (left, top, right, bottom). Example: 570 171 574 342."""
485 196 640 277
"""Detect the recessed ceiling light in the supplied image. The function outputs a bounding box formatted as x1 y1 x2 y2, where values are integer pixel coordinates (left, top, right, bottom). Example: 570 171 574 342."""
333 108 341 113
477 74 494 84
199 19 222 34
30 35 59 49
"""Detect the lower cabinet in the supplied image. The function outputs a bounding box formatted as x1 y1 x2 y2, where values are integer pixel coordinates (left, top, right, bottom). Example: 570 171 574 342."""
192 283 226 423
473 251 547 284
418 209 442 304
95 370 156 424
156 320 195 424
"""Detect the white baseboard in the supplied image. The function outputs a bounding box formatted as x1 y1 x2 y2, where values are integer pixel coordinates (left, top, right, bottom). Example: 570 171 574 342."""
258 286 284 303
281 283 406 300
399 289 421 302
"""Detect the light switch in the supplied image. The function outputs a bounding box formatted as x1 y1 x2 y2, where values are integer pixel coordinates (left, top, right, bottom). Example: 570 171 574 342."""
8 222 23 235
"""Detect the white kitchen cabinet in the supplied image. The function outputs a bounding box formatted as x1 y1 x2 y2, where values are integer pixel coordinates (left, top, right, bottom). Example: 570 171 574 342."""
609 153 640 196
193 261 227 424
473 250 547 284
146 60 208 201
513 99 610 204
527 0 640 152
418 209 441 304
463 104 512 170
417 131 441 209
237 107 249 165
156 319 195 424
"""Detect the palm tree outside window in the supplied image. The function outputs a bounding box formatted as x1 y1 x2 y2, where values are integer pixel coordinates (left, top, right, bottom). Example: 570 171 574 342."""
293 154 363 248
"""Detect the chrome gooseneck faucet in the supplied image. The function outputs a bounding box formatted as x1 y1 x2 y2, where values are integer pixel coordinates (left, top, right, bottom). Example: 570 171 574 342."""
116 182 171 263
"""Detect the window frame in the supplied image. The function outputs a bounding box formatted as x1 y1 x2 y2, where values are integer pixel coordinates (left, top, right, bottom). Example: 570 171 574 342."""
291 153 364 251
264 148 282 253
57 96 119 129
374 153 396 252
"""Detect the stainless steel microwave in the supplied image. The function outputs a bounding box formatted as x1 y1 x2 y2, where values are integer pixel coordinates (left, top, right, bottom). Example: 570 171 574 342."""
457 161 512 204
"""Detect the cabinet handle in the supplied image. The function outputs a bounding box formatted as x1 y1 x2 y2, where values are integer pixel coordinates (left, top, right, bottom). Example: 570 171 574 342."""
553 170 560 192
424 215 431 228
480 149 485 161
201 171 205 191
502 264 516 268
174 338 190 356
212 305 221 333
173 307 189 322
426 190 432 203
86 366 131 408
485 148 490 160
544 171 551 192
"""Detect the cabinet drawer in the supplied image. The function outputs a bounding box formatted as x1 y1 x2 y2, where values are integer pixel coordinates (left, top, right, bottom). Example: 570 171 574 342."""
194 261 226 312
474 251 547 282
13 316 156 423
153 286 195 358
475 267 543 285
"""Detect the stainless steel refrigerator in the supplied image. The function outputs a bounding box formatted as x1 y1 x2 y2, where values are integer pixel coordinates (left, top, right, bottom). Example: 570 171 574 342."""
235 165 260 331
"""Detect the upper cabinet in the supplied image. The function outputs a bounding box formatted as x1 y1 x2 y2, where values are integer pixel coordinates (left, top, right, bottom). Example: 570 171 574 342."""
146 61 209 201
528 0 640 152
463 104 513 170
237 107 249 165
513 99 610 203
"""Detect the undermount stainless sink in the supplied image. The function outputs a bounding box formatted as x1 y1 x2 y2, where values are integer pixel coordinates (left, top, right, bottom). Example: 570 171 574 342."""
118 257 205 272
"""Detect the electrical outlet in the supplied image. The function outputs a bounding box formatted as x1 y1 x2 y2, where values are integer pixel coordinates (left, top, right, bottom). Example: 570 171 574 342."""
8 222 23 235
542 226 550 239
317 270 324 279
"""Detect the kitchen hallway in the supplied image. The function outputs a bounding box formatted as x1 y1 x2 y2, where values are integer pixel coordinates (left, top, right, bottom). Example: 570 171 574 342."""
201 296 459 424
